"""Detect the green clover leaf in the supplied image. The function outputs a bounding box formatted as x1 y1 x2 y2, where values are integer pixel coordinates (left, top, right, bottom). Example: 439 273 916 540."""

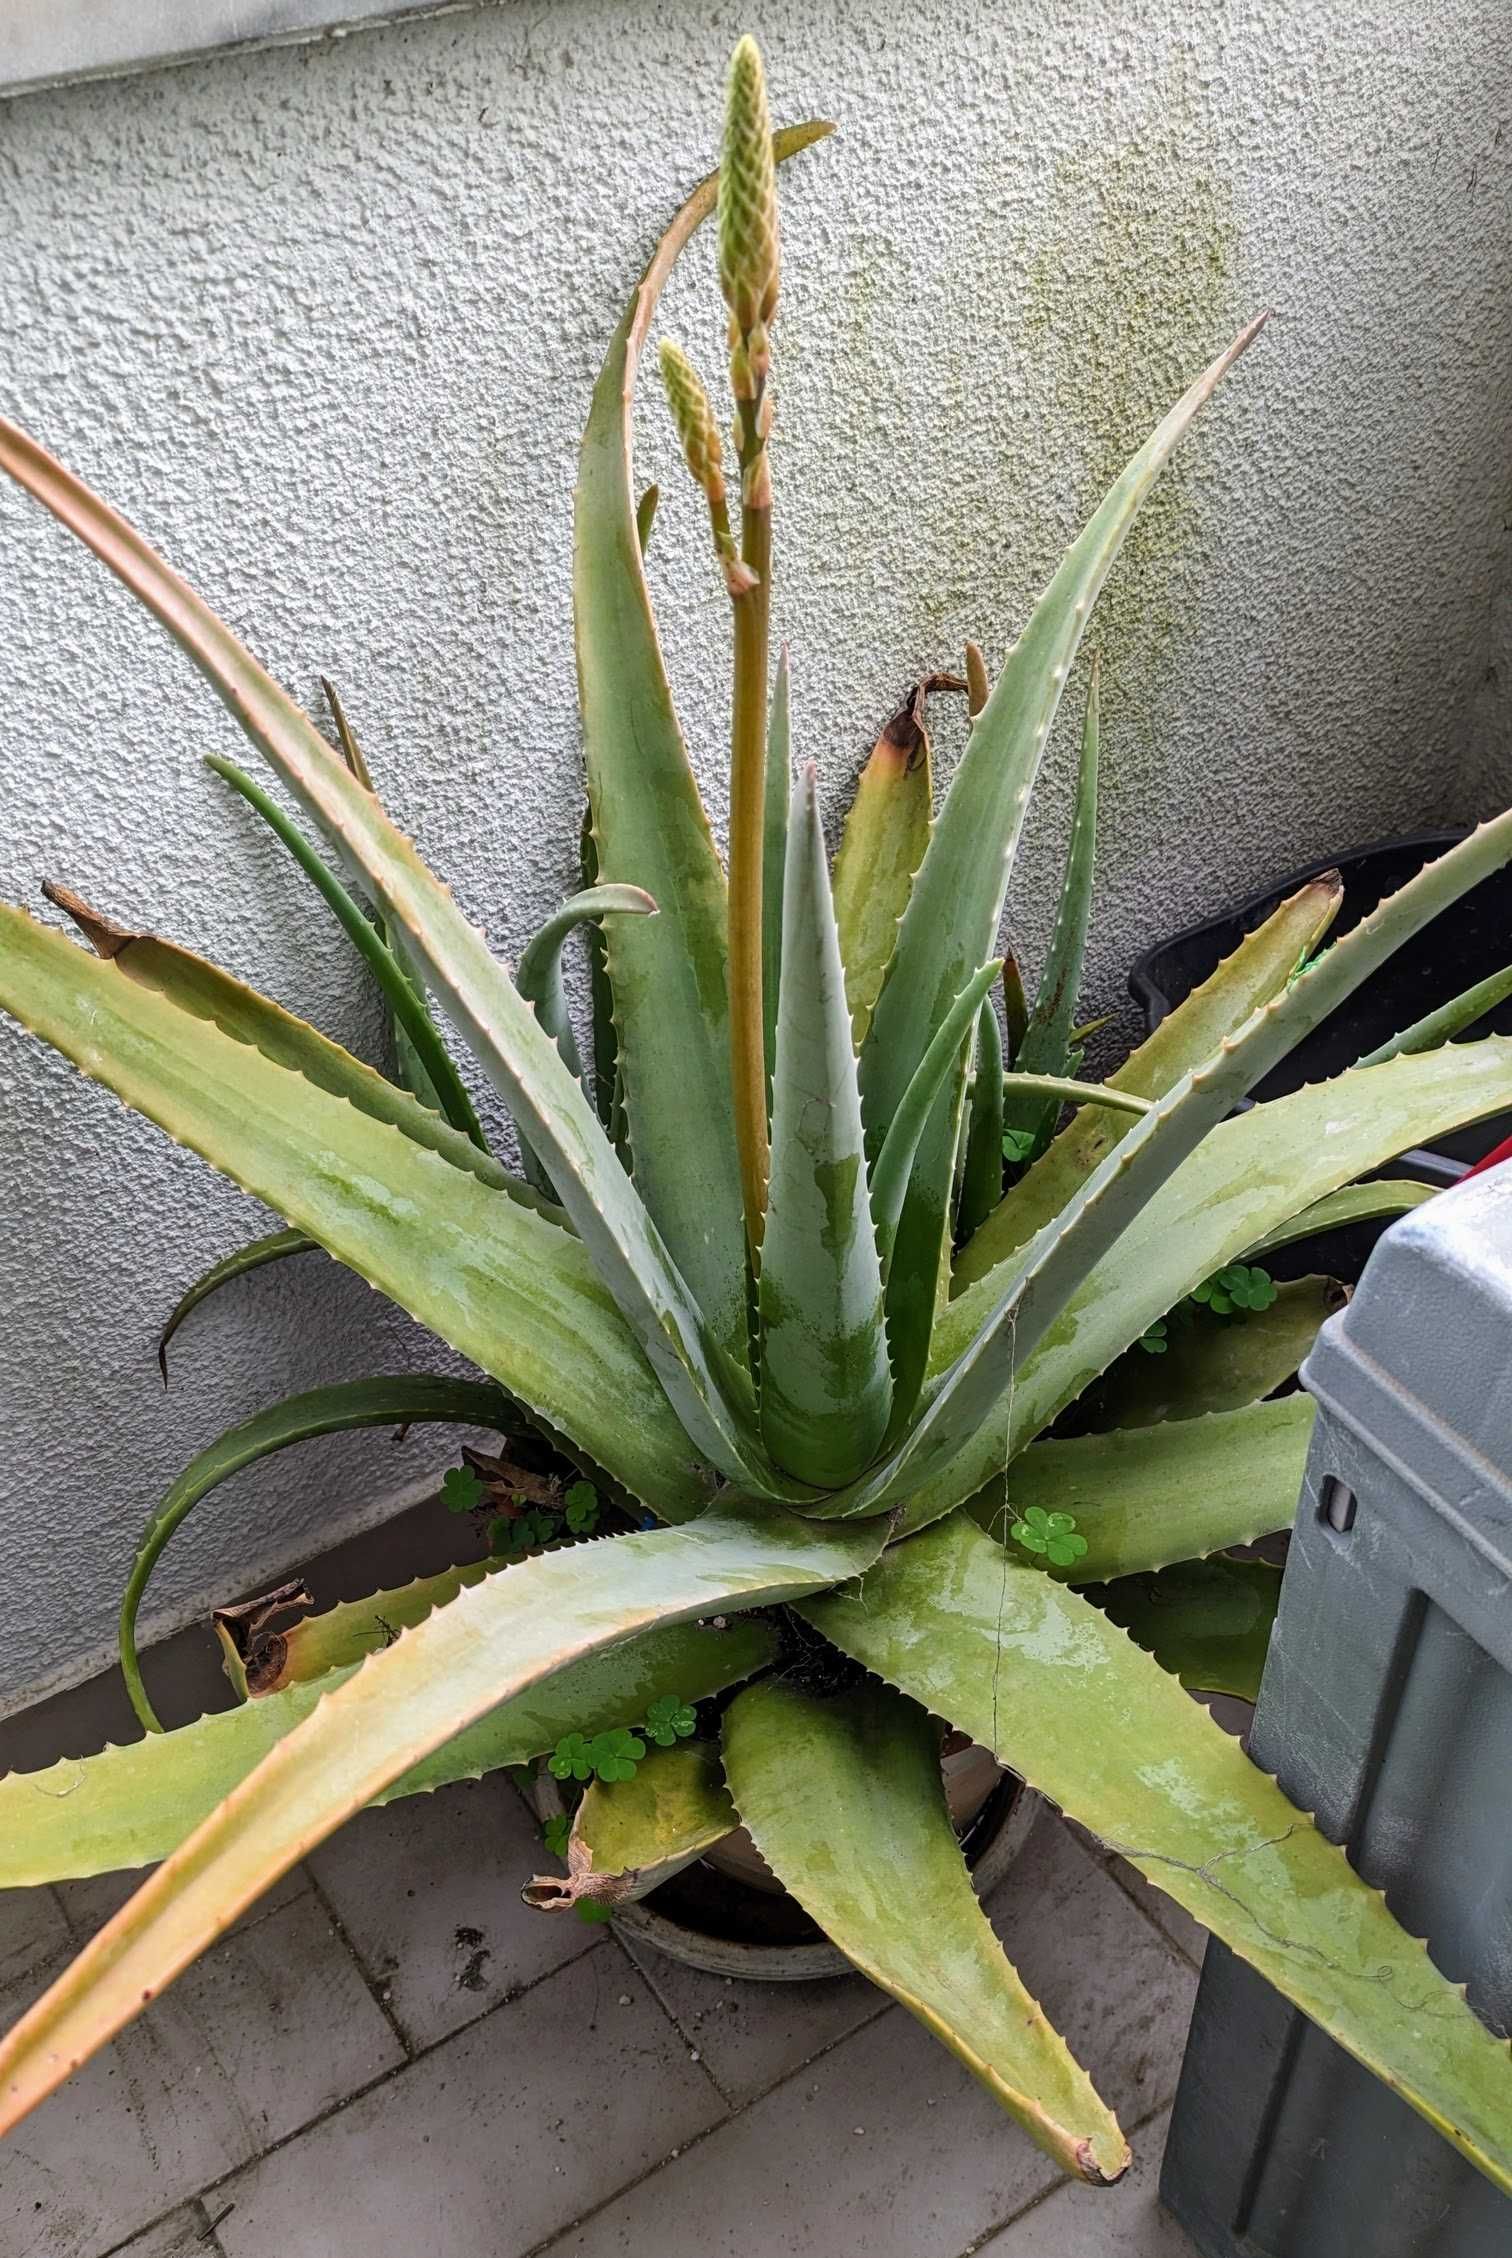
1194 1263 1276 1318
564 1481 600 1535
587 1727 646 1783
441 1464 486 1514
1010 1504 1087 1568
644 1693 697 1746
1001 1127 1036 1166
542 1812 571 1859
576 1898 617 1924
548 1732 596 1783
1137 1317 1169 1356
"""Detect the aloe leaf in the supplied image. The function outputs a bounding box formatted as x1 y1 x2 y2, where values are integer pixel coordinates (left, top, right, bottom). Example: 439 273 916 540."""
1002 1071 1148 1118
843 815 1512 1520
964 641 990 719
1243 1178 1436 1262
577 807 624 1141
575 126 830 1364
1002 658 1100 1160
513 881 658 1193
0 907 708 1518
759 765 892 1485
916 1039 1512 1533
119 1376 520 1734
157 1228 320 1382
0 1503 879 2130
832 676 946 1048
634 482 660 554
526 1738 735 1910
0 422 781 1493
762 646 792 1092
870 959 1003 1274
205 753 487 1149
1087 1276 1343 1432
977 1395 1315 1584
720 1675 1129 2183
0 1618 780 1889
956 998 1004 1240
1357 960 1512 1068
858 320 1269 1412
1001 953 1029 1061
955 875 1344 1290
804 1514 1512 2194
1097 1556 1281 1702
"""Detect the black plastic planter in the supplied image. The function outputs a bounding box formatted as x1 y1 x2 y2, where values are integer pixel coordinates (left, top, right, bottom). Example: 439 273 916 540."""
1128 831 1512 1191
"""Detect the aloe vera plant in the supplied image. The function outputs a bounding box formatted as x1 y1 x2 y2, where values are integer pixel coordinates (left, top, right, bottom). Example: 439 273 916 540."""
3 35 1512 2202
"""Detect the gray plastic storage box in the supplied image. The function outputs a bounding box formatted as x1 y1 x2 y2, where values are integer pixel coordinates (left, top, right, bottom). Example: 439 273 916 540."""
1161 1165 1512 2258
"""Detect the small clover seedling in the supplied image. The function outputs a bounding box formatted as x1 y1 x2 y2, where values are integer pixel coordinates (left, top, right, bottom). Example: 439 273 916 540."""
542 1811 571 1859
587 1727 646 1782
644 1693 698 1746
1137 1317 1169 1356
548 1732 597 1783
1001 1127 1036 1167
564 1481 601 1535
1194 1262 1277 1318
441 1464 486 1514
1011 1505 1089 1569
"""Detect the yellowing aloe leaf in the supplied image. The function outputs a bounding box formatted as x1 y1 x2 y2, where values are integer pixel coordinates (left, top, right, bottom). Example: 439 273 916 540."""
526 1738 736 1910
832 676 945 1048
804 1515 1512 2194
720 1675 1129 2184
0 1617 779 1889
0 1504 879 2131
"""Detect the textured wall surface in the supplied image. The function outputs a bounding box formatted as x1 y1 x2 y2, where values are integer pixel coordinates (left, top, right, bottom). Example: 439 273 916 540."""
1 0 1510 1707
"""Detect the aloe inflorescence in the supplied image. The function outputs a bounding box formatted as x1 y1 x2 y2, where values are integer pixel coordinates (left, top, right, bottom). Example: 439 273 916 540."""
1 34 1511 2210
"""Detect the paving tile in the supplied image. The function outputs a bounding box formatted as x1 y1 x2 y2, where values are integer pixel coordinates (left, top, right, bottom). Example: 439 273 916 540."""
56 1863 308 1942
109 2207 217 2258
0 1885 69 1995
614 1929 887 2106
0 1891 401 2258
307 1774 599 2050
973 2110 1197 2255
211 1949 725 2258
1103 1857 1211 1970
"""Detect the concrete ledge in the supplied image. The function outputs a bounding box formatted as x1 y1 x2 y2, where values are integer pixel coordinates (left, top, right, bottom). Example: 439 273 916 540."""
0 0 483 99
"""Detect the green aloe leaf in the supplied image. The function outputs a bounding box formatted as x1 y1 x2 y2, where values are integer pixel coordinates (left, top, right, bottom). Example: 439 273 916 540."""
804 1515 1512 2194
977 1395 1315 1584
0 422 777 1495
956 997 1004 1240
205 753 487 1149
1002 658 1100 1161
955 874 1344 1290
526 1738 736 1910
575 125 830 1365
513 881 658 1194
0 906 708 1519
0 1618 780 1889
759 765 892 1485
762 645 792 1092
1097 1556 1281 1702
721 1675 1129 2184
1243 1179 1436 1262
1087 1276 1343 1431
858 318 1269 1412
870 959 1004 1276
157 1228 320 1382
119 1376 521 1734
1356 960 1512 1068
832 677 945 1048
0 1503 880 2131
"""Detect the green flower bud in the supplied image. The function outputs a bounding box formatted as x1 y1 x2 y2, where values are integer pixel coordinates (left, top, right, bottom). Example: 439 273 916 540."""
658 338 726 502
718 37 780 338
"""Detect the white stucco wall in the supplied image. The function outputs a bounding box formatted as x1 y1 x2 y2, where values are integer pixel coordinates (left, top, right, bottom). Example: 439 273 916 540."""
1 0 1509 1708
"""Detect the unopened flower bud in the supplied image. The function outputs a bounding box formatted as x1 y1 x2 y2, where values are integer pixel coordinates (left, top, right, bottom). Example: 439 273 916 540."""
718 38 780 338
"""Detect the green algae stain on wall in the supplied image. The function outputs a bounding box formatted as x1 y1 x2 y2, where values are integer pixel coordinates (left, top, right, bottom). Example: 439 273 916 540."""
1026 85 1239 751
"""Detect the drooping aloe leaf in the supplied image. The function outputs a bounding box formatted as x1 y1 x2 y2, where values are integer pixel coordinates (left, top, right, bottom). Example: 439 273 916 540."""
513 881 658 1194
858 318 1269 1414
870 959 1003 1275
1097 1556 1281 1702
1357 960 1512 1068
574 126 830 1365
956 997 1004 1240
526 1738 736 1910
0 420 781 1494
0 907 708 1519
804 1515 1512 2195
832 676 950 1048
157 1228 320 1382
0 1503 879 2131
205 753 487 1149
914 1039 1512 1533
975 1395 1314 1584
1002 1071 1148 1118
841 817 1512 1520
1086 1276 1343 1432
1002 658 1100 1161
759 765 892 1485
762 646 792 1092
119 1377 521 1734
955 875 1344 1290
1243 1178 1436 1262
0 1617 780 1889
721 1675 1129 2184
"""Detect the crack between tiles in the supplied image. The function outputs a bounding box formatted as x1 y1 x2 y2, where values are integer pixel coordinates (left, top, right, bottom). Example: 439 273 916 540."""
952 2099 1175 2257
303 1862 415 2061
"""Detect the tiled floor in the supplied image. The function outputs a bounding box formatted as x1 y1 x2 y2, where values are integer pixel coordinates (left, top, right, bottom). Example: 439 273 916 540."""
0 1776 1206 2258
